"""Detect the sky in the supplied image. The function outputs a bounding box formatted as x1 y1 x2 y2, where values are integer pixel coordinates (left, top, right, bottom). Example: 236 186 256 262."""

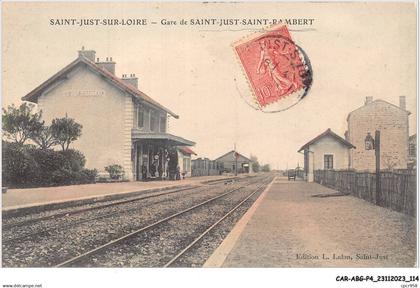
2 2 417 170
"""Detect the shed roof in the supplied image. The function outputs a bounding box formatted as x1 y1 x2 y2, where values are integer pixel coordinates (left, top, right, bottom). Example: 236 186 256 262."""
21 55 179 118
215 150 252 162
298 128 355 152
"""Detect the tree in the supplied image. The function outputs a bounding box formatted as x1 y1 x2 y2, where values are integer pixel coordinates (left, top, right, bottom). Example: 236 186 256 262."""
250 154 260 172
51 116 82 151
31 125 57 150
2 103 43 145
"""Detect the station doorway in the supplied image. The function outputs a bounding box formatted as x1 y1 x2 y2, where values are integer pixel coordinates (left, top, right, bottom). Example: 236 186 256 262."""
134 141 179 181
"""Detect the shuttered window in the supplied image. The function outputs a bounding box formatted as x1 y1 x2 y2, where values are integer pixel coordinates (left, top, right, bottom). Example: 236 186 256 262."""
150 110 158 132
137 106 144 128
324 154 334 170
160 115 167 133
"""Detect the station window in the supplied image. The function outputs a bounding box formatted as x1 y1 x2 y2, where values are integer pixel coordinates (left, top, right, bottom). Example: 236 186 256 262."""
150 110 158 132
160 115 167 133
324 154 334 170
137 106 144 128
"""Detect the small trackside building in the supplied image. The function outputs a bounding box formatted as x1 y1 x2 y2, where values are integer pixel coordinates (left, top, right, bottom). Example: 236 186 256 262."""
21 47 195 181
177 146 197 178
298 129 355 182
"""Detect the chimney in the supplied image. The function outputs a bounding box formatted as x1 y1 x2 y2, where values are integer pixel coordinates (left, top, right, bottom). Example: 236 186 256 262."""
121 73 138 89
78 46 96 62
96 57 116 75
365 96 373 105
399 96 406 110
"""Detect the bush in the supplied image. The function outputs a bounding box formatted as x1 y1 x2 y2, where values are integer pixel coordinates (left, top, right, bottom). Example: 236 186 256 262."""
50 168 76 186
105 164 124 180
51 168 97 186
78 169 98 184
29 147 66 185
2 142 38 187
58 149 86 171
2 141 96 188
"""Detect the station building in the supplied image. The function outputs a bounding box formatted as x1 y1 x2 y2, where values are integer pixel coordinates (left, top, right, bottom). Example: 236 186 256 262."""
22 47 195 181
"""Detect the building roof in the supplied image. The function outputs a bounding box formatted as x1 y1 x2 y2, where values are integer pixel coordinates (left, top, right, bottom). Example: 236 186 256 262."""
178 146 197 155
21 55 179 118
214 150 252 162
297 128 355 152
347 99 410 121
131 130 195 146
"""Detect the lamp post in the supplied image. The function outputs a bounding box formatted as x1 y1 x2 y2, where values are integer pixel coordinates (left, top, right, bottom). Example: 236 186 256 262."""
365 131 381 205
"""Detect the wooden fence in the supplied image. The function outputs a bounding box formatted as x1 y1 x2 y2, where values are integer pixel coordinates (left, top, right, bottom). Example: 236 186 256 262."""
191 158 223 177
314 169 416 216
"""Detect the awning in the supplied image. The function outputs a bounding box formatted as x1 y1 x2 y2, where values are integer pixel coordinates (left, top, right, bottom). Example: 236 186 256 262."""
178 146 197 155
132 130 195 146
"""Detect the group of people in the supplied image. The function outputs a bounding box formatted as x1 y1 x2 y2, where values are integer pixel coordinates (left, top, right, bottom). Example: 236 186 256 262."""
141 149 183 181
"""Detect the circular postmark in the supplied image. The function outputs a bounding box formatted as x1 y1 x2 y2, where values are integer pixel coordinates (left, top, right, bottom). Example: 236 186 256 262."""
233 25 313 112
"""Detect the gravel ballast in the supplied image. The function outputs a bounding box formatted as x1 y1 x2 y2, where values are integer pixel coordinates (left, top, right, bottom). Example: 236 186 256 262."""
2 175 272 267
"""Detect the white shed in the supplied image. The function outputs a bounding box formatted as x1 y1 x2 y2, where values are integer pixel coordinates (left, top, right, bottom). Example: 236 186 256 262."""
298 129 355 182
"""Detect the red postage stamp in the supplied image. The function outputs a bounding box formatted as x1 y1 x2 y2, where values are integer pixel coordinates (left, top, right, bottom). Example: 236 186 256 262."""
234 25 312 110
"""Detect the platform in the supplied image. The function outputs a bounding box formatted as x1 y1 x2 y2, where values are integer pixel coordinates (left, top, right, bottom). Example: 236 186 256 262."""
204 176 416 268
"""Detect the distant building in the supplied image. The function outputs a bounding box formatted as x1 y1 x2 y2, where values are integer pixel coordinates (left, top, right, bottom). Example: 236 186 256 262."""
346 96 410 171
177 146 196 178
298 129 355 182
408 134 416 170
22 47 194 181
214 150 252 174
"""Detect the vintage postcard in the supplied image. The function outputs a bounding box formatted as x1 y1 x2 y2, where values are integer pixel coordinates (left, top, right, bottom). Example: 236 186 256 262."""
0 1 418 287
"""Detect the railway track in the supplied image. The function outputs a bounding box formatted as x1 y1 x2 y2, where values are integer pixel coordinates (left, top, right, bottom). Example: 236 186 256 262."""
205 175 255 185
163 180 267 267
2 185 207 243
3 177 248 228
3 177 254 244
55 176 273 267
2 185 200 230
